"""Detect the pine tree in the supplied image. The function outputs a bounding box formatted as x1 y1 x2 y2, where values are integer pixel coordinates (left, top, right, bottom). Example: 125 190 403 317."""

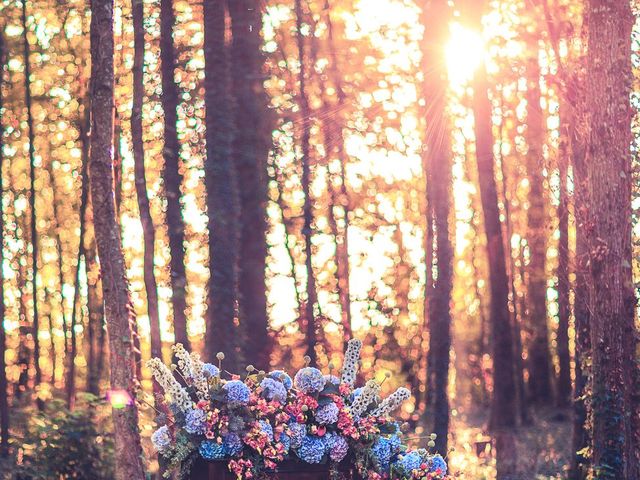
89 0 146 476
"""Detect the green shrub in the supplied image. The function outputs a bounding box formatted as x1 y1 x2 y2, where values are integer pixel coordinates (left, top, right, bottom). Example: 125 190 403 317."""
14 395 115 479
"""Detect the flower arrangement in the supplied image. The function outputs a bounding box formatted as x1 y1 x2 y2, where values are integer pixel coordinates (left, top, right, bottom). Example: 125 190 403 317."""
148 340 451 479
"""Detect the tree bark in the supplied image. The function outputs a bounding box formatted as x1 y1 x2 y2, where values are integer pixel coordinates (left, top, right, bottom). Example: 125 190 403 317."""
160 0 189 349
419 0 453 455
570 90 590 480
295 0 319 366
0 28 9 458
471 62 517 433
524 54 553 405
132 0 162 362
584 1 640 477
555 102 571 408
89 0 146 477
22 0 42 410
228 0 271 369
203 0 243 370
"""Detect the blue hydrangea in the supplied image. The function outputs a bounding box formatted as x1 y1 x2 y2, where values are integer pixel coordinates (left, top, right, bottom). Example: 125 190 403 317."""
296 435 325 464
268 370 293 390
278 433 291 454
371 437 392 471
288 422 306 449
184 408 207 434
199 440 226 460
202 363 220 378
350 387 364 402
223 380 251 406
323 374 340 385
259 420 274 441
151 425 171 452
294 367 326 393
260 377 288 403
429 454 447 474
389 434 402 453
222 433 243 457
315 401 340 425
400 451 422 472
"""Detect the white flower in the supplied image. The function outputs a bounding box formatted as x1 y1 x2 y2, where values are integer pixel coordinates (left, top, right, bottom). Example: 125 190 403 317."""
189 351 210 400
350 379 380 417
147 357 192 413
371 387 411 417
340 338 362 387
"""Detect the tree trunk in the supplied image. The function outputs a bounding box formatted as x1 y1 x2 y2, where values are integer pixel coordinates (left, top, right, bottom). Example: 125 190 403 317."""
584 1 640 477
227 0 271 369
472 60 518 477
132 0 162 362
323 0 353 348
68 139 89 409
419 0 453 455
524 54 553 405
89 0 146 477
570 96 590 480
160 0 189 349
497 93 529 425
295 0 319 366
22 0 42 410
0 29 9 458
203 0 242 370
555 101 571 408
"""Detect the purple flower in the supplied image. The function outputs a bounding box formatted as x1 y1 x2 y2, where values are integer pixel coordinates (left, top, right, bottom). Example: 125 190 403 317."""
151 425 171 452
260 377 288 403
185 408 207 434
223 380 251 406
288 422 306 449
223 433 243 457
315 402 340 425
269 370 293 390
202 363 220 378
327 434 349 462
294 367 326 393
259 420 274 441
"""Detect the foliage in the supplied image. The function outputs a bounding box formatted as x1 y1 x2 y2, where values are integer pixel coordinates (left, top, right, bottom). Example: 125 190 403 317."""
11 395 114 480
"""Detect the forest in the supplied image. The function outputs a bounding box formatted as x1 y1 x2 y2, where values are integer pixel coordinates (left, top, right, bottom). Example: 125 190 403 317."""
0 0 638 479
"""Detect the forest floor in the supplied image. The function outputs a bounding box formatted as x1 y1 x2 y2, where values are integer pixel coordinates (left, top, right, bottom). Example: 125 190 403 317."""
446 407 572 479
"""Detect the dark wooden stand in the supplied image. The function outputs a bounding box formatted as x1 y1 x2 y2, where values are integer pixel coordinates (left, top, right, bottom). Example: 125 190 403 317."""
190 459 359 479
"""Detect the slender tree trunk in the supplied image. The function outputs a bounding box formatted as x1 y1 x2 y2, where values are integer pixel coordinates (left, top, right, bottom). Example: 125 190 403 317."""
22 0 42 410
295 0 319 366
85 196 106 395
570 97 590 480
0 29 9 458
132 0 162 362
68 144 89 409
584 2 640 477
497 94 529 425
202 0 242 369
45 159 66 387
160 0 189 349
471 61 517 431
524 54 553 404
419 0 453 455
555 102 571 407
227 0 271 369
89 0 146 477
15 204 30 399
323 0 353 347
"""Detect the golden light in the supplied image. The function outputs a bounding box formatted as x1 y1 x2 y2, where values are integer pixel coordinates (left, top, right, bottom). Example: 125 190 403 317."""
445 23 485 86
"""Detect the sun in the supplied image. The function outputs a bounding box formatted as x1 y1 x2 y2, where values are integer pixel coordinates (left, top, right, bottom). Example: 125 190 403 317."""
445 22 485 86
